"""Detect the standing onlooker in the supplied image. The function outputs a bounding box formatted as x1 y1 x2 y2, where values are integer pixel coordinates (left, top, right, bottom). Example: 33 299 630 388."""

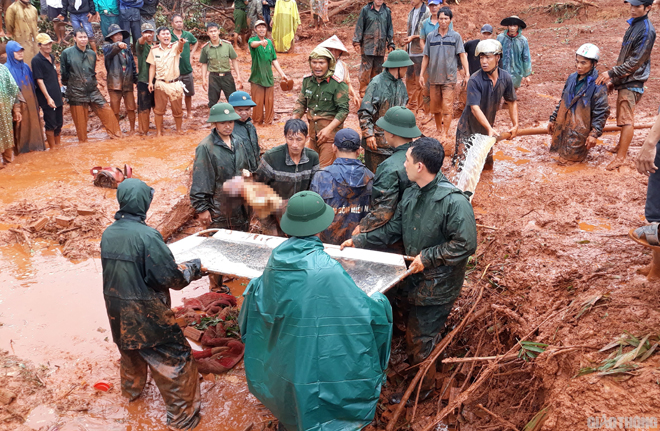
147 27 186 135
358 50 411 172
139 0 157 28
46 0 67 44
136 22 155 135
310 128 374 245
403 0 430 111
419 6 469 145
233 0 250 49
170 14 199 119
292 47 349 168
247 0 263 33
310 0 328 28
200 23 243 108
497 15 532 89
318 35 361 108
417 0 441 113
262 0 275 29
0 63 22 167
6 41 45 153
94 0 121 39
272 0 300 53
464 24 493 76
32 34 64 149
248 20 287 125
119 0 142 46
5 0 39 65
228 91 260 172
61 29 122 142
596 0 656 171
59 0 98 52
352 0 394 97
103 24 138 135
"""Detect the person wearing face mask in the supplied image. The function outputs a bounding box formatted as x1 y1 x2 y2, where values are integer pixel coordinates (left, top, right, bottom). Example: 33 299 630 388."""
190 103 256 231
358 49 412 173
453 39 518 170
292 47 349 168
548 44 610 163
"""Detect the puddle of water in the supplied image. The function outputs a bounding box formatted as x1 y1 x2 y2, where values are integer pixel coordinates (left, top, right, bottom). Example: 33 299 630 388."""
493 151 530 165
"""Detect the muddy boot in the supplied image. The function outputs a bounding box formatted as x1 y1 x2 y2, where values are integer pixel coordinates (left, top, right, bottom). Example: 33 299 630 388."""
155 114 164 137
138 111 150 135
174 116 183 134
45 130 55 149
127 111 136 135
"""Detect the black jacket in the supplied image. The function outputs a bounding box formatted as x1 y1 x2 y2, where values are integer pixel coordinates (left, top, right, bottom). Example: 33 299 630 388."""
140 0 158 17
609 14 656 90
61 0 96 17
103 43 138 92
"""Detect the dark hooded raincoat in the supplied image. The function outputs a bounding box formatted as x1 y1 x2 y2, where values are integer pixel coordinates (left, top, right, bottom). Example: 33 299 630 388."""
103 42 138 92
354 174 477 306
310 158 374 245
358 69 409 158
239 236 392 431
352 2 394 57
549 68 609 162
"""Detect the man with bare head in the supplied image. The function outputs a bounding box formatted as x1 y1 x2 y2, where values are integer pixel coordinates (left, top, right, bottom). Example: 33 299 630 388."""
171 14 199 119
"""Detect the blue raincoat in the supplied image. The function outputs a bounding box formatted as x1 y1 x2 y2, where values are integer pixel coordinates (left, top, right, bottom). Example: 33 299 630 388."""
239 236 393 431
310 158 374 245
497 30 532 89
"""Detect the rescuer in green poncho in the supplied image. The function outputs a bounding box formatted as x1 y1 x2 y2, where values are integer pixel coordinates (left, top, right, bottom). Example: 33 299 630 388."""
239 190 393 431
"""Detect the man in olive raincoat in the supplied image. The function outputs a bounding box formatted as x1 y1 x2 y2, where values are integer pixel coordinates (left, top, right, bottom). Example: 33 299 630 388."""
358 49 412 172
352 0 395 96
292 47 349 168
343 137 477 400
355 107 421 253
239 190 393 431
190 102 260 231
101 178 205 430
549 43 609 163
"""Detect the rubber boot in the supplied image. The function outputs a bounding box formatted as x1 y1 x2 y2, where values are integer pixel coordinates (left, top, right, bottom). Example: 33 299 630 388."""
138 111 150 135
45 130 55 149
155 114 164 137
174 116 183 134
127 111 136 135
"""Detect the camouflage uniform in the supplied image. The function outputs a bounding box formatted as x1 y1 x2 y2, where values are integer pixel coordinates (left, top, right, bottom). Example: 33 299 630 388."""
352 2 394 96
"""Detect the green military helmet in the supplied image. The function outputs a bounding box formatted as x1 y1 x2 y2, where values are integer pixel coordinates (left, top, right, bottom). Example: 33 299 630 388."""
207 102 241 123
375 106 422 139
280 191 335 237
382 49 414 68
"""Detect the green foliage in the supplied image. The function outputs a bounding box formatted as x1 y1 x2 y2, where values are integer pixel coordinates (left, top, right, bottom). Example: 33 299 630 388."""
518 341 548 361
194 316 224 330
576 332 659 377
341 13 358 26
524 407 549 431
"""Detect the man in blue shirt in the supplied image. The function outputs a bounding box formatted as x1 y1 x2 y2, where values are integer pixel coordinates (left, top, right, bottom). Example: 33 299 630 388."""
596 0 656 171
310 128 374 245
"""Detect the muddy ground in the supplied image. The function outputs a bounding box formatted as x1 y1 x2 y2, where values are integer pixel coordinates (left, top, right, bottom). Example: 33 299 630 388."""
2 0 660 430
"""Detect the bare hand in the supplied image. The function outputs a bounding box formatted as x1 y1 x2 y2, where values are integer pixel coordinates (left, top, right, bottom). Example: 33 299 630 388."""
202 79 208 91
418 75 425 88
352 225 361 236
148 83 154 92
262 40 268 47
118 42 127 50
409 254 424 273
596 71 611 86
606 82 614 95
317 126 333 144
57 14 65 21
13 109 22 123
47 97 57 109
487 126 499 138
508 125 519 139
352 95 362 107
340 238 354 250
585 136 598 150
353 44 361 55
197 210 212 227
365 136 377 151
200 266 209 275
636 142 658 175
237 81 244 90
548 122 555 134
461 78 467 88
523 76 531 86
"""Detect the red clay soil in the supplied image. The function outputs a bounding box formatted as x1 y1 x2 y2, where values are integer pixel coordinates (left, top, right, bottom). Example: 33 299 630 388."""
2 0 660 430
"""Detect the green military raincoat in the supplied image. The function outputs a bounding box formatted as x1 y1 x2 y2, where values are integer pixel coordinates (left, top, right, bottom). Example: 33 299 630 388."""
60 45 108 105
101 179 203 350
352 2 394 57
239 236 393 431
358 142 411 233
354 174 477 306
358 69 409 156
233 118 261 172
190 129 259 229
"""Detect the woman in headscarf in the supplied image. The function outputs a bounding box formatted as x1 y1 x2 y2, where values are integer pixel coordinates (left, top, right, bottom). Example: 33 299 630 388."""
6 41 45 153
272 0 300 53
0 62 22 167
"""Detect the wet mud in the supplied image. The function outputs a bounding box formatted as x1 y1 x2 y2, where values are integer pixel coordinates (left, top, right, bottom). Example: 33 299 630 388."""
2 0 660 429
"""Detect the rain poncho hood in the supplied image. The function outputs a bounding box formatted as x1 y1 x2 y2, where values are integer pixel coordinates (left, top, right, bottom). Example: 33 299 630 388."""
5 41 33 89
239 236 392 431
309 47 336 80
115 178 154 222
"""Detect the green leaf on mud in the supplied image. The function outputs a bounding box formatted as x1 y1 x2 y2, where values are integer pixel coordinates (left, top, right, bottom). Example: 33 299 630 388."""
523 407 549 431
